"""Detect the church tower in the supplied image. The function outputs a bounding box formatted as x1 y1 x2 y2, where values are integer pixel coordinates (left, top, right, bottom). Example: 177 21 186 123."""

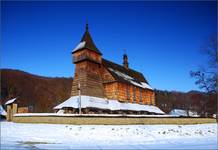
71 24 104 98
123 54 129 69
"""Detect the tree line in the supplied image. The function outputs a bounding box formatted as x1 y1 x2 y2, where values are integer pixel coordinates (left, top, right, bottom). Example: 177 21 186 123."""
155 89 217 117
1 69 216 116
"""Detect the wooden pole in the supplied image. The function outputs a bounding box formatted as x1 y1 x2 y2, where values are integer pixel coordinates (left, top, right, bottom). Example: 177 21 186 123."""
78 70 82 115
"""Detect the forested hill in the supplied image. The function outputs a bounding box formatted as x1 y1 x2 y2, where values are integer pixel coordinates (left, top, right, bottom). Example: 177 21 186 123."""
1 69 73 112
0 69 216 115
155 89 217 115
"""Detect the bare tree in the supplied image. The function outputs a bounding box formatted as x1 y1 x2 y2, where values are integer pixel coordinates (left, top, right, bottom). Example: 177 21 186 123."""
190 34 218 116
190 69 216 93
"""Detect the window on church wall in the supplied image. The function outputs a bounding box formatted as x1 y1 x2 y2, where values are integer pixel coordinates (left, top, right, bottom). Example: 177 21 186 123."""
115 85 118 96
145 93 149 104
126 85 130 100
133 87 136 102
148 94 152 105
150 94 152 103
139 88 142 103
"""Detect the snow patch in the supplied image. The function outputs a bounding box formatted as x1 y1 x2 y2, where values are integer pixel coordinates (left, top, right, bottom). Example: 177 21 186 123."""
108 68 153 90
108 68 134 80
53 95 165 114
141 82 153 90
169 109 199 117
5 97 17 105
0 105 7 116
73 41 86 52
57 109 64 114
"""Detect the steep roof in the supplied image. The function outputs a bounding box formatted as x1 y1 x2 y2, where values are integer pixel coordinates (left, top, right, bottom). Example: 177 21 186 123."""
102 59 153 90
72 24 102 55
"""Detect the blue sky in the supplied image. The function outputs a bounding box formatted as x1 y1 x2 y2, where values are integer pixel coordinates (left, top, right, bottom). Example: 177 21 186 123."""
1 1 217 92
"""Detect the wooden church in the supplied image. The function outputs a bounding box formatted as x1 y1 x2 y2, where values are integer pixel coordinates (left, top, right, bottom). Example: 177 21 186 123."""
71 24 155 106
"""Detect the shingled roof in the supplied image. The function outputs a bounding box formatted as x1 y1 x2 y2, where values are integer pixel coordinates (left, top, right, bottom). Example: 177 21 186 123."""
102 59 153 90
72 24 102 55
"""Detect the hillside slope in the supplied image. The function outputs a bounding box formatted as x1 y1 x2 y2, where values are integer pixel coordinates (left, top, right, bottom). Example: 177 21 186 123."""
1 69 73 112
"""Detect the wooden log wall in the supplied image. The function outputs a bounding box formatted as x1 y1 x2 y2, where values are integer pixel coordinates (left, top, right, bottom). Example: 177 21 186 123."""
116 82 155 105
103 82 118 100
71 61 105 98
101 67 155 106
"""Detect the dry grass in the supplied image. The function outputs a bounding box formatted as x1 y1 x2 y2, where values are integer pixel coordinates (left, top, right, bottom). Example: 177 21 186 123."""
13 116 217 125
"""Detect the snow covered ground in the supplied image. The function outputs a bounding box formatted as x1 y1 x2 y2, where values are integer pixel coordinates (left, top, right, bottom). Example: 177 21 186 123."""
1 121 217 149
